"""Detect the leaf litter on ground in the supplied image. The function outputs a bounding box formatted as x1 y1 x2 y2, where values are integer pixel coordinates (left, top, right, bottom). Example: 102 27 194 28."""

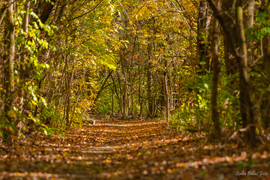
0 119 270 180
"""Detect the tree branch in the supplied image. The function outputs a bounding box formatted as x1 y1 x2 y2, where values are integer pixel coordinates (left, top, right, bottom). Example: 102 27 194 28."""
0 6 7 27
0 0 15 27
68 0 103 21
94 70 113 102
206 0 240 58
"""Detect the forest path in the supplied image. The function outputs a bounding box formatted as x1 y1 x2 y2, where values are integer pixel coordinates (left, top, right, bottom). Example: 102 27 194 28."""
1 120 270 179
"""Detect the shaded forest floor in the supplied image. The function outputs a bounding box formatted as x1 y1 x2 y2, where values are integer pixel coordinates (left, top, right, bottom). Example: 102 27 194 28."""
0 120 270 180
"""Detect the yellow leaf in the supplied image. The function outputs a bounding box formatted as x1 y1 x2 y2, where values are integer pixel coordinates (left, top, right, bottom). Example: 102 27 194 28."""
11 135 18 140
7 110 16 118
8 127 13 132
39 21 43 28
176 163 186 167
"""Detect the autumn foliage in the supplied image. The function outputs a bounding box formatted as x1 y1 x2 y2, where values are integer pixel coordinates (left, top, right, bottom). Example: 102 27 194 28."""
0 0 270 179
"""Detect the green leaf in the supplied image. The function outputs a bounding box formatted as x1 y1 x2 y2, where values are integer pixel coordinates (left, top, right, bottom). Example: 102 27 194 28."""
248 157 253 165
261 27 270 35
236 161 248 168
30 11 39 19
199 61 206 65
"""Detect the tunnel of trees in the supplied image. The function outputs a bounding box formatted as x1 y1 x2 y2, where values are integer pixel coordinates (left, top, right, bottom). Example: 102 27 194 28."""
0 0 270 148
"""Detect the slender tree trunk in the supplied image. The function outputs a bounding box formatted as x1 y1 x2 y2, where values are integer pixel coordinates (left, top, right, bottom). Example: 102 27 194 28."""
211 0 221 139
221 0 238 75
18 0 31 137
67 58 75 127
111 76 120 116
111 80 114 116
124 84 128 119
116 73 125 119
147 72 152 118
66 88 70 127
138 63 143 118
261 0 270 129
66 71 73 127
3 0 15 144
63 52 69 126
237 5 256 146
197 0 210 73
147 40 153 118
94 70 113 103
245 0 254 65
131 84 134 118
164 72 170 122
168 72 174 111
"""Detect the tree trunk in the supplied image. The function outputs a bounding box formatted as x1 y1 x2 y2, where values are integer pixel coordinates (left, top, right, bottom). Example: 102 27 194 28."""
116 73 123 117
245 0 255 65
211 0 221 140
18 0 31 137
261 0 270 129
147 40 153 118
123 83 128 119
237 5 256 146
207 0 256 146
138 63 143 118
168 72 174 111
3 0 15 145
111 80 114 116
197 0 210 73
164 72 170 122
94 70 113 103
221 0 238 75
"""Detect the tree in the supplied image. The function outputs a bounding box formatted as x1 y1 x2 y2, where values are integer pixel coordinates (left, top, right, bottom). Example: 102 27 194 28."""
210 0 221 139
2 0 15 144
207 0 256 146
197 0 210 73
260 0 270 129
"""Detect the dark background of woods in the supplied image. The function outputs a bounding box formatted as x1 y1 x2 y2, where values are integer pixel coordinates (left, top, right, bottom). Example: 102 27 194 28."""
0 0 269 147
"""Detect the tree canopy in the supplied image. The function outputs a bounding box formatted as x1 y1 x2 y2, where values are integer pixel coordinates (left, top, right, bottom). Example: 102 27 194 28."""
0 0 270 159
1 0 270 179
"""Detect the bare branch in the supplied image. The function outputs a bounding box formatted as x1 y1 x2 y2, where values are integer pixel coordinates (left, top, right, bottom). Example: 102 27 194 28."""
68 0 103 21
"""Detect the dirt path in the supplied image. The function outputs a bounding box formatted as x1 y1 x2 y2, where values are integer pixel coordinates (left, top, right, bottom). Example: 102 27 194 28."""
0 120 270 179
